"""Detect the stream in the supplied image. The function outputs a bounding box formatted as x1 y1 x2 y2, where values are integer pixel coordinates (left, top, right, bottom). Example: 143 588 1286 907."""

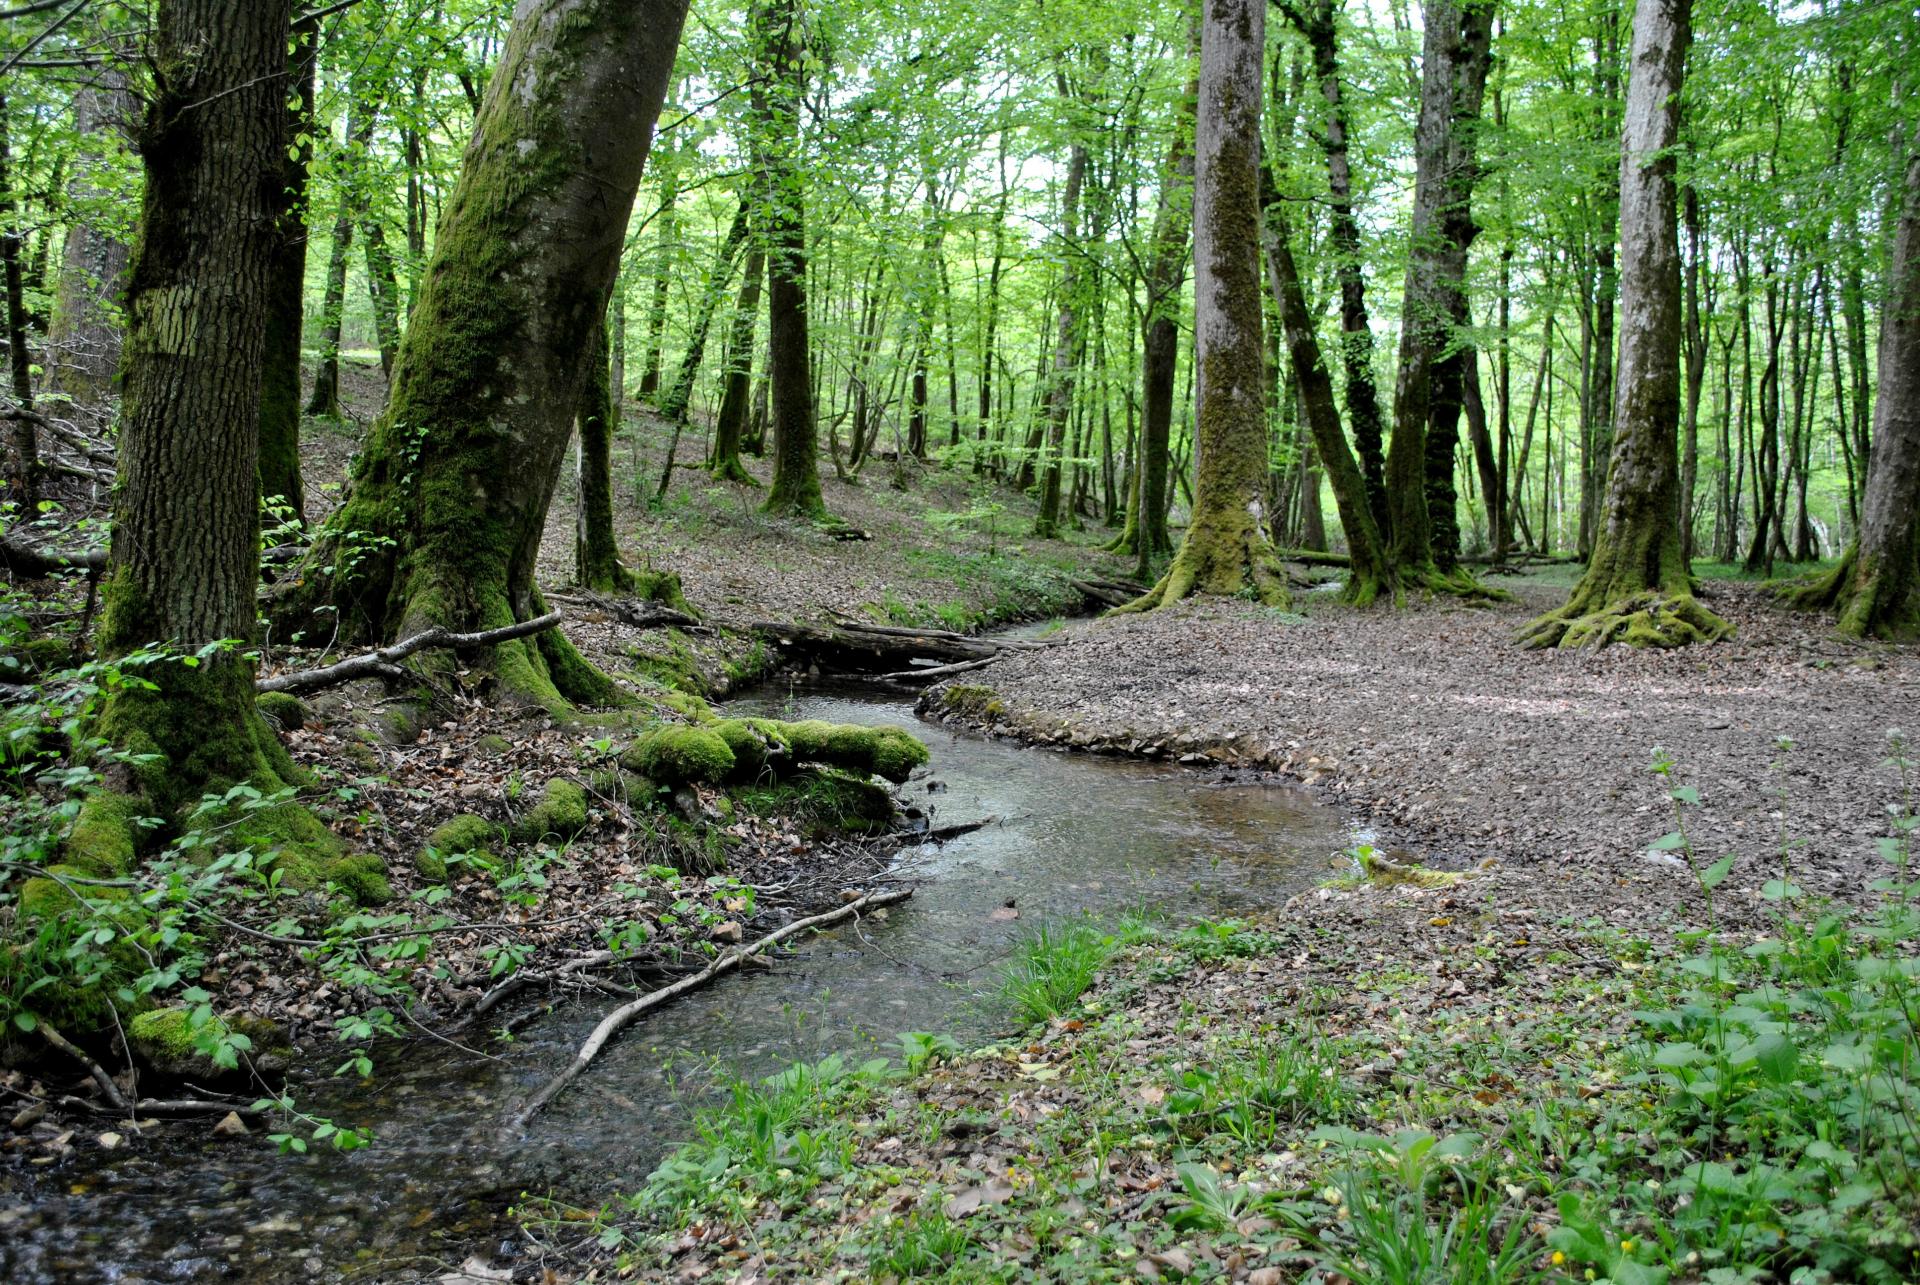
1 679 1357 1284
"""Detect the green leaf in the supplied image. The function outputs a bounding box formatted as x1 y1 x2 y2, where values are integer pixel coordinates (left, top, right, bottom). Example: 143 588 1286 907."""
1701 855 1735 890
1670 786 1700 805
1758 878 1801 901
1651 831 1688 851
12 1010 38 1033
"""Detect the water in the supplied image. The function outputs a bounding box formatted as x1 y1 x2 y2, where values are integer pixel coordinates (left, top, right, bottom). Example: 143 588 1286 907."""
0 681 1353 1283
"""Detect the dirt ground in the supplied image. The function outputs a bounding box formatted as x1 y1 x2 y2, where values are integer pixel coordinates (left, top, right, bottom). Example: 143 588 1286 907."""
920 574 1919 929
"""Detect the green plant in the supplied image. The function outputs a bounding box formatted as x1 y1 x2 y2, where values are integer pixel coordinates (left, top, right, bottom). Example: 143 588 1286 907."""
999 916 1147 1025
867 1211 977 1277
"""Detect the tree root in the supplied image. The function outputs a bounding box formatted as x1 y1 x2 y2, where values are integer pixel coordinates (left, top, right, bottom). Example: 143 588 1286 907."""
1399 563 1513 605
1517 588 1734 649
508 887 913 1129
256 610 564 696
1112 527 1291 614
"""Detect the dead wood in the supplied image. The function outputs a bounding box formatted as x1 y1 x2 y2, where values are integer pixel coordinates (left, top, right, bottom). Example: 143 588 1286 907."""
255 609 565 696
509 887 913 1128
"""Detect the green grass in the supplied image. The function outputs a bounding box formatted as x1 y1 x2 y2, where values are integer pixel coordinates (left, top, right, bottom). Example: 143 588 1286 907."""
999 915 1151 1026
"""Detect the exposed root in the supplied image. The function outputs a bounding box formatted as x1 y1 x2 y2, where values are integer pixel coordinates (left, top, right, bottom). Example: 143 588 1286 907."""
1399 563 1513 605
1518 588 1734 649
1112 526 1290 615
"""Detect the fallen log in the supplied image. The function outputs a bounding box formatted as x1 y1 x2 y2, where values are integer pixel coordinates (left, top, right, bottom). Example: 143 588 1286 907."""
546 590 700 631
256 610 564 696
1072 576 1148 609
1 530 106 577
509 887 912 1128
755 618 1055 674
1273 547 1351 568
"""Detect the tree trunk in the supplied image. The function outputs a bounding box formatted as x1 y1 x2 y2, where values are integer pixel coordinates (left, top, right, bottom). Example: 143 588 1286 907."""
96 0 309 814
258 20 319 523
47 76 136 404
1 96 39 510
288 0 691 714
1122 0 1286 612
1520 0 1729 648
1035 80 1089 540
1788 118 1920 638
711 241 764 484
1382 0 1494 593
574 317 631 590
637 165 679 399
754 0 827 520
363 216 403 381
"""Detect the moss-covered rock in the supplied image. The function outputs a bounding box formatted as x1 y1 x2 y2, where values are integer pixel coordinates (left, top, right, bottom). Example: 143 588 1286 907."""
774 719 929 783
127 1007 292 1083
322 853 392 905
255 691 308 732
939 684 1006 720
476 733 512 755
711 719 771 781
0 635 71 677
738 767 896 837
513 777 590 843
622 726 735 787
420 813 504 880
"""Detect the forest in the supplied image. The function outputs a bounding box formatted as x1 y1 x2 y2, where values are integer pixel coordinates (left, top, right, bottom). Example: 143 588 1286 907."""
0 0 1915 1281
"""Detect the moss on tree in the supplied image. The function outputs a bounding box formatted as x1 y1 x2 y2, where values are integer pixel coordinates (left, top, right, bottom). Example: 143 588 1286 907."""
624 725 736 787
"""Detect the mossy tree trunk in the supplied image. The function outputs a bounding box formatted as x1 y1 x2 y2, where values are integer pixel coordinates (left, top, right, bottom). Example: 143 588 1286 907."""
97 0 303 805
1262 162 1392 606
1382 0 1494 595
753 0 828 521
711 239 764 484
1519 0 1731 649
1 96 40 510
1786 117 1920 638
258 18 319 524
289 0 690 712
574 317 633 592
1120 0 1287 613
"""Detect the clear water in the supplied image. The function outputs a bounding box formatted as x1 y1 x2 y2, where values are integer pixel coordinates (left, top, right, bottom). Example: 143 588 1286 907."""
0 681 1353 1283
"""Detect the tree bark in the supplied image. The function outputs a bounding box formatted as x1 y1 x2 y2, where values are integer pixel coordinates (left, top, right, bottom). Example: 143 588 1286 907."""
1035 68 1090 540
288 0 691 713
1 95 39 509
1382 0 1494 592
1121 0 1286 612
753 0 828 520
1520 0 1729 648
96 0 303 804
1787 118 1920 638
710 240 764 484
46 76 136 404
306 99 378 417
258 19 320 522
657 196 750 424
574 317 631 591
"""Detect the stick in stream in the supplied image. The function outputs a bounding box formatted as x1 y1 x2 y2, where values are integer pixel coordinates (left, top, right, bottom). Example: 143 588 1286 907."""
508 887 912 1129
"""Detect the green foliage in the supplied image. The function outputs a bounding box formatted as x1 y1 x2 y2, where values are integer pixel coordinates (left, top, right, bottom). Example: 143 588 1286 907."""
625 725 737 787
1000 916 1149 1026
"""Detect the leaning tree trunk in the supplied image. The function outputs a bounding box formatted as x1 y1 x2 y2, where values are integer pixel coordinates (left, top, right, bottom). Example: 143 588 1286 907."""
1262 161 1392 604
1381 0 1495 596
1520 0 1730 648
711 239 764 484
657 196 750 424
1120 0 1287 613
287 0 691 714
753 0 827 520
1786 117 1920 638
95 0 309 813
258 19 319 522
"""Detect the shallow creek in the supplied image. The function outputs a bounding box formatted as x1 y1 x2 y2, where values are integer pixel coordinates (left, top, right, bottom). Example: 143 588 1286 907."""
1 680 1355 1283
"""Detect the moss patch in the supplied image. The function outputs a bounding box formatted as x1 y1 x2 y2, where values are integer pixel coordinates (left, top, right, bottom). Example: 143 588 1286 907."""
324 853 392 905
624 726 736 787
63 791 146 878
513 778 590 843
938 684 1006 721
422 813 505 878
255 691 309 731
737 767 895 837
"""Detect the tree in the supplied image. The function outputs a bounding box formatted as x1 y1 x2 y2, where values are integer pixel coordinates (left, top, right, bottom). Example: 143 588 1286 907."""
92 0 321 832
1120 0 1287 612
287 0 692 712
1785 115 1920 638
1381 0 1496 595
753 0 829 521
574 316 632 591
1033 68 1091 540
46 75 135 403
258 17 320 523
1519 0 1731 648
710 239 765 485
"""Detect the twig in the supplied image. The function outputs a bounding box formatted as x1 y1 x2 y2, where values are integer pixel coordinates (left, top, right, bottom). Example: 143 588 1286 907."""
875 654 1003 683
39 1021 130 1113
256 609 564 695
509 888 913 1128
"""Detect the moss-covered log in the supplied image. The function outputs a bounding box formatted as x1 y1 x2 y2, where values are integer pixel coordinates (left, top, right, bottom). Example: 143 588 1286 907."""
284 0 691 712
1121 0 1288 613
1519 0 1730 650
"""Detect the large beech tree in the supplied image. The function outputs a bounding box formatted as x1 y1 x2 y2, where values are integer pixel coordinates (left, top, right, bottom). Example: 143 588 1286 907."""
94 0 308 808
1120 0 1287 612
1519 0 1731 647
1788 116 1920 638
288 0 691 710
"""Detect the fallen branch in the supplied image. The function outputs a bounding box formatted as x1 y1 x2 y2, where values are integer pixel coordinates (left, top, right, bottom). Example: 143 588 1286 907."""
509 887 913 1128
1073 576 1148 609
40 1020 129 1113
546 590 700 631
756 618 1056 675
875 654 1003 684
1 529 106 577
905 815 996 844
256 609 564 696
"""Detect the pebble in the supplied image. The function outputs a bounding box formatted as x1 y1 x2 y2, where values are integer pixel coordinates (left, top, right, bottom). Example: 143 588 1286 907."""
211 1112 249 1138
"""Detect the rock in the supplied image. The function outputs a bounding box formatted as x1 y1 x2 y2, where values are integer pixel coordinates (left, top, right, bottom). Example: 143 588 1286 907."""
11 1103 46 1130
709 920 743 945
96 1131 123 1150
211 1112 249 1138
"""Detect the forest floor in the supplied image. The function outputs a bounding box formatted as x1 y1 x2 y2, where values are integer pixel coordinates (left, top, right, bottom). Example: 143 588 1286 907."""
587 562 1920 1282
